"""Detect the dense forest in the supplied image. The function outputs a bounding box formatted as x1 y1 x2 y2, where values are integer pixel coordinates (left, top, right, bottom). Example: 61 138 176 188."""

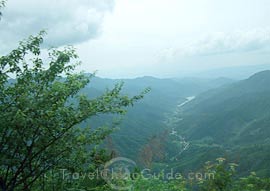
1 0 270 190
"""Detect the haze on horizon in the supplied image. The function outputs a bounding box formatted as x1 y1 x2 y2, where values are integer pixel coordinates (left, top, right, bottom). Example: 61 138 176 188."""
1 0 270 78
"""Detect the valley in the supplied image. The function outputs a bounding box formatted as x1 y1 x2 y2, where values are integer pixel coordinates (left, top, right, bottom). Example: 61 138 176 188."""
82 70 270 177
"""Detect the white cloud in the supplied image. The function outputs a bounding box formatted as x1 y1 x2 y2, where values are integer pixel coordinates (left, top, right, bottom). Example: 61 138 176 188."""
158 29 270 62
0 0 114 53
2 0 270 78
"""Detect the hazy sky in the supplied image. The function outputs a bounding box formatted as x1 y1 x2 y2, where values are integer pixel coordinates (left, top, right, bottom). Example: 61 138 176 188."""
1 0 270 78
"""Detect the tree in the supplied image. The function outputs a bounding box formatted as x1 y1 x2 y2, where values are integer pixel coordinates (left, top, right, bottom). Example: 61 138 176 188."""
138 132 168 168
232 172 270 191
0 0 5 17
199 158 236 191
0 31 149 191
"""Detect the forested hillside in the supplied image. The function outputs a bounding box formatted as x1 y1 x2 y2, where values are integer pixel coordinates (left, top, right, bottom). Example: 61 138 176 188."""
168 70 270 176
81 76 233 158
1 0 270 190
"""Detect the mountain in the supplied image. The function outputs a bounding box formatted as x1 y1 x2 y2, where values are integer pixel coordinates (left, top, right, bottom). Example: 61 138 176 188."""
196 64 270 79
171 70 270 176
173 77 235 91
80 75 234 158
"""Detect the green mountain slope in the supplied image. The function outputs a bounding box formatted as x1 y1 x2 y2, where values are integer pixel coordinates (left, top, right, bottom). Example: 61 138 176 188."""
81 76 233 158
171 70 270 176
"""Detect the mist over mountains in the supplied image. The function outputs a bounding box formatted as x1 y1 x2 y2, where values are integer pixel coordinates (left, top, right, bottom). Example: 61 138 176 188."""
2 0 270 190
195 63 270 79
80 69 270 176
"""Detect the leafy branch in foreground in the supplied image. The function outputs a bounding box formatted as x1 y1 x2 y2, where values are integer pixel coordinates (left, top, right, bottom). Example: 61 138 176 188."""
0 31 149 191
0 0 6 18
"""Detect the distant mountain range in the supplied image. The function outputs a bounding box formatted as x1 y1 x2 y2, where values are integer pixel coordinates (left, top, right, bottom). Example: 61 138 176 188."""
81 70 270 176
195 64 270 79
170 70 270 176
81 75 234 158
